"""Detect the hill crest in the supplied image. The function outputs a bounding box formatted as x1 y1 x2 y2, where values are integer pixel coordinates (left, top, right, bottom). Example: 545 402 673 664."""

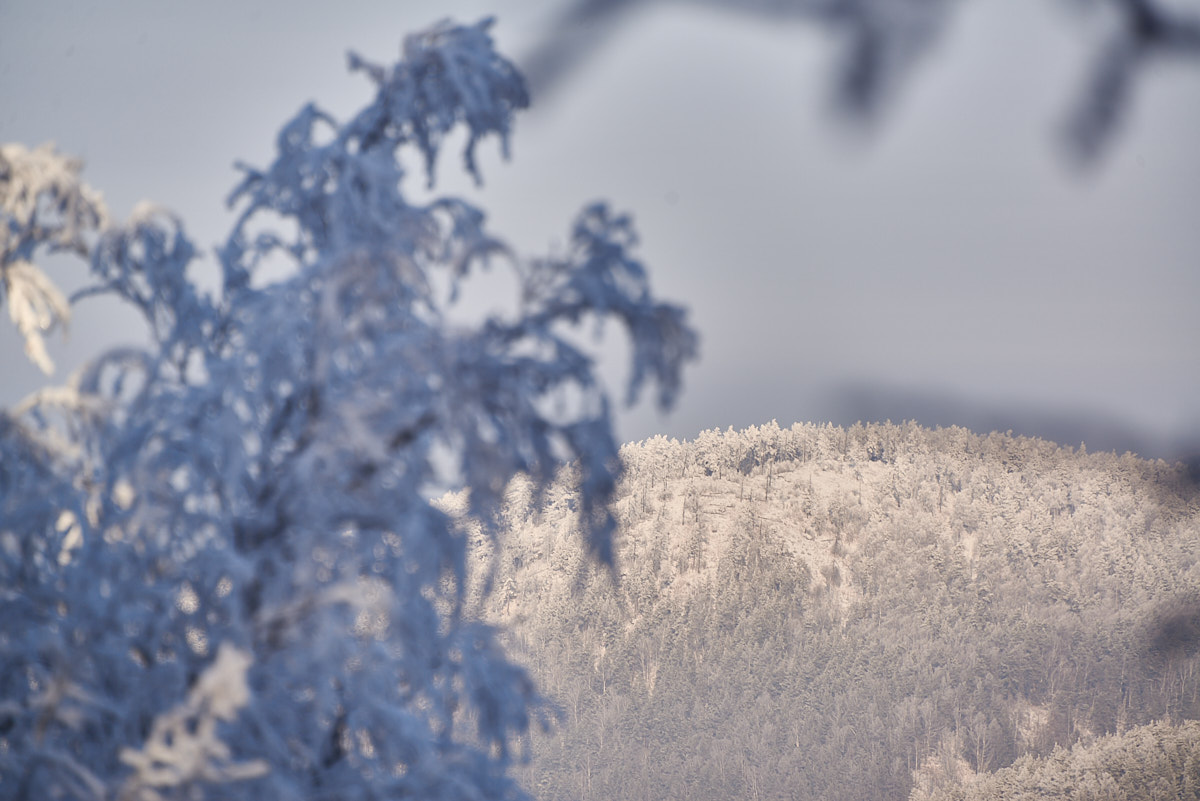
443 420 1200 801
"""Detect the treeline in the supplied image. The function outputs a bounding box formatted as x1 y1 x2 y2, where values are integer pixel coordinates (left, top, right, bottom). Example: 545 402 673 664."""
459 421 1200 800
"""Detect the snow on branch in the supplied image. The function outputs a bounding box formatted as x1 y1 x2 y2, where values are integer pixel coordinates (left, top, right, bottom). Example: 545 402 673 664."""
0 143 108 373
347 16 530 184
1 16 694 801
119 644 268 801
223 18 526 295
82 203 213 360
3 259 71 374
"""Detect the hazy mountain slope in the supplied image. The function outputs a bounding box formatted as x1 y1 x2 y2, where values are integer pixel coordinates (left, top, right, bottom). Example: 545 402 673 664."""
453 421 1200 801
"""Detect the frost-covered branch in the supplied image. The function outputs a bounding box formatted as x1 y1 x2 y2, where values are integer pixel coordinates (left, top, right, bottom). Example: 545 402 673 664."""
0 143 107 372
1 16 693 801
1064 0 1200 160
522 0 1200 162
119 644 268 801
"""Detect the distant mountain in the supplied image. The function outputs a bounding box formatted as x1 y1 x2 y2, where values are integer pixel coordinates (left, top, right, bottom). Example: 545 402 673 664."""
446 421 1200 801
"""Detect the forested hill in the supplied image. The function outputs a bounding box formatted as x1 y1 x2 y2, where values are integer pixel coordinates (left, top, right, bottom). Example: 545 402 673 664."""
917 719 1200 801
446 421 1200 801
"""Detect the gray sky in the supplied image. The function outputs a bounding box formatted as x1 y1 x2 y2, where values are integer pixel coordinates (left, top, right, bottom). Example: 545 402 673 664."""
3 0 1198 459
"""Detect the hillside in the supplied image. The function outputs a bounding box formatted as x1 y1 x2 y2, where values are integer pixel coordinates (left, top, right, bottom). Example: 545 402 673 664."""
917 719 1200 801
447 421 1200 801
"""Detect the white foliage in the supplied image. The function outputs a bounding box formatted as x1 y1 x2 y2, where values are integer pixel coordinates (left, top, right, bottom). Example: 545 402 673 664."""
3 259 71 373
0 16 694 801
0 142 107 257
119 644 269 801
0 142 108 373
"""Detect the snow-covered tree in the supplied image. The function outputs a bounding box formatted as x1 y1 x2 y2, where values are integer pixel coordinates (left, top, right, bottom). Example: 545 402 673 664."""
0 17 695 800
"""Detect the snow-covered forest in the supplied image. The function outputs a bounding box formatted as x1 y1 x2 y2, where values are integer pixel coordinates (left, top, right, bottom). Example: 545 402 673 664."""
456 422 1200 800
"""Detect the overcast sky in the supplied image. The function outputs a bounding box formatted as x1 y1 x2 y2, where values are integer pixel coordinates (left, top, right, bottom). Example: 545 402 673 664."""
3 0 1198 459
